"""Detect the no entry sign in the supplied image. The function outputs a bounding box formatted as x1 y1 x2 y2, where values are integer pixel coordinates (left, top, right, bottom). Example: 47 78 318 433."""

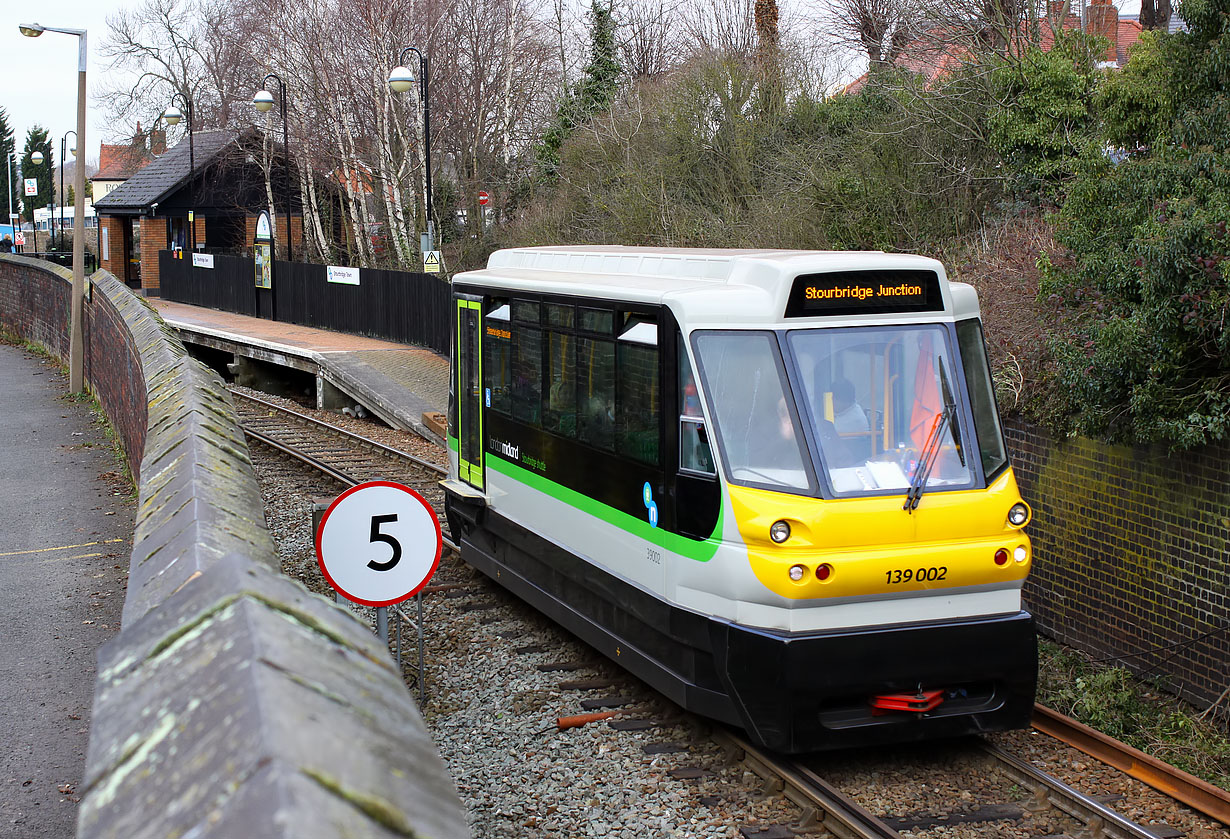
477 190 490 206
315 481 442 607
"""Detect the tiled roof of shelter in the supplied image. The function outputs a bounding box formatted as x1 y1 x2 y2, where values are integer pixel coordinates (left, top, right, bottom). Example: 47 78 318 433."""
94 130 240 211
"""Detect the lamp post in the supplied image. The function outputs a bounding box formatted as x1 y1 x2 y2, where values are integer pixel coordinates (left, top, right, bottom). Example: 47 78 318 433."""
164 94 195 254
20 21 88 394
389 46 434 254
60 130 76 253
6 152 15 251
252 74 292 263
28 150 44 251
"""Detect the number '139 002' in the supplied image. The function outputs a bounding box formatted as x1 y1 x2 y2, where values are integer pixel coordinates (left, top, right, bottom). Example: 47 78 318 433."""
885 566 947 585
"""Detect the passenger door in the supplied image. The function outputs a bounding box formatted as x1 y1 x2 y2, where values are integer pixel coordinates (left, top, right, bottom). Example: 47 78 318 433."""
455 297 484 490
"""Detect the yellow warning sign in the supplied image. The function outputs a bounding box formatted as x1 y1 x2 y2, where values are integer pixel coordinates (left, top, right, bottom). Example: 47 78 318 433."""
423 250 443 274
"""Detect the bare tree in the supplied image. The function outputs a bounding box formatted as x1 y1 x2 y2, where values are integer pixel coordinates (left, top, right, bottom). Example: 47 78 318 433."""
677 0 759 57
826 0 919 66
616 0 684 79
98 0 259 135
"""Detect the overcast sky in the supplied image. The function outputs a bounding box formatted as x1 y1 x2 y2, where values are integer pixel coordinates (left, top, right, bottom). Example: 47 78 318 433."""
2 0 1148 175
3 2 124 170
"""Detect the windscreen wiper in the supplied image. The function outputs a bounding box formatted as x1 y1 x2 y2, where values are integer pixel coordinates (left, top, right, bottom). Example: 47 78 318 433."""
904 357 963 513
938 357 965 469
904 407 949 513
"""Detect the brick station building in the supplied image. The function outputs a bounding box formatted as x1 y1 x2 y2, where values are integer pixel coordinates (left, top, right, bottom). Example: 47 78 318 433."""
94 129 302 294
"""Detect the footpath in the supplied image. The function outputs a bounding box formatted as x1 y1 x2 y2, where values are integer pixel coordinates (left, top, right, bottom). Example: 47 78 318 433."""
0 339 133 839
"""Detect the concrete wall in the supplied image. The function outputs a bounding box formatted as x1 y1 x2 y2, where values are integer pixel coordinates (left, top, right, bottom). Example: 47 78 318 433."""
0 254 470 839
1007 417 1230 713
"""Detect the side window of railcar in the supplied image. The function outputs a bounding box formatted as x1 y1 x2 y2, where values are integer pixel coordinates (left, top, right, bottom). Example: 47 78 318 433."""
617 315 660 465
544 304 577 437
577 337 615 450
678 334 715 476
511 300 542 427
694 331 814 492
484 299 512 415
956 319 1008 480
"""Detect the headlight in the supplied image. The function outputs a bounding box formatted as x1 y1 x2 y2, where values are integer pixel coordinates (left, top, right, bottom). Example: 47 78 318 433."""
770 520 791 543
1014 545 1028 563
1007 503 1030 527
788 564 806 582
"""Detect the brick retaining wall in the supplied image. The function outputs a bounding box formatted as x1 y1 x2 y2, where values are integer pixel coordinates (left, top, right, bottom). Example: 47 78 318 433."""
1006 416 1230 713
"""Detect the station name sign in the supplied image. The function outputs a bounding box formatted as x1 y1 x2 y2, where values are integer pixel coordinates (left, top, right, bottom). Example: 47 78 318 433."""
785 270 944 318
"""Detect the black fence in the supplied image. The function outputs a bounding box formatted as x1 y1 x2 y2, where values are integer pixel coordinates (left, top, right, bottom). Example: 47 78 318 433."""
158 251 451 354
27 251 99 276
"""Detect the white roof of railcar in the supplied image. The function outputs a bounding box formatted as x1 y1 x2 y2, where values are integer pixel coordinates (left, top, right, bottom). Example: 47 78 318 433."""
455 246 978 323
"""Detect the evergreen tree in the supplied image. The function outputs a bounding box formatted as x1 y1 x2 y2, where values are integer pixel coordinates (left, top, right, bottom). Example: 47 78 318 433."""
537 1 621 179
0 108 16 230
21 126 54 227
1041 0 1230 447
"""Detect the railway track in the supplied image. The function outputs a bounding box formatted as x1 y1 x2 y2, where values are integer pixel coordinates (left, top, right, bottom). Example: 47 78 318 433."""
230 388 455 550
231 386 1226 838
722 727 1187 839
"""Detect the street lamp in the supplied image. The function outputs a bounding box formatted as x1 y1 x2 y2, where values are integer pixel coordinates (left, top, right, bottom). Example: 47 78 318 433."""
164 93 195 253
6 152 17 251
20 21 88 394
389 46 434 253
29 150 44 247
252 75 292 262
60 130 76 253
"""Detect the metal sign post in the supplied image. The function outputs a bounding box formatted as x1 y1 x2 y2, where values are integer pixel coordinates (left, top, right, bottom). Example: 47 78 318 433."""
253 210 274 317
315 481 442 687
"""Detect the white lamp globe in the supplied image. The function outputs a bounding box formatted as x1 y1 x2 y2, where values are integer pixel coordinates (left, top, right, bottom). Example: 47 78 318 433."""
388 65 416 93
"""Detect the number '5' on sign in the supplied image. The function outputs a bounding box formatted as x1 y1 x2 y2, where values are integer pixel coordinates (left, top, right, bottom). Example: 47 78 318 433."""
315 481 442 607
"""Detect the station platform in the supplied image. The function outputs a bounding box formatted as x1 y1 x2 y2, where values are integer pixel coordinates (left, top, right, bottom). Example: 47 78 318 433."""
150 300 449 444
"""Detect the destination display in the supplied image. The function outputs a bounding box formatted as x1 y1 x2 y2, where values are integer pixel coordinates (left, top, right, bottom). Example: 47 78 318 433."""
785 270 944 318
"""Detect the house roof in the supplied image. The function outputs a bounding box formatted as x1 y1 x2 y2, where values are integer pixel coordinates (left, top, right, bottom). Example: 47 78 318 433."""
843 7 1147 94
93 141 155 182
94 129 239 213
1035 13 1143 65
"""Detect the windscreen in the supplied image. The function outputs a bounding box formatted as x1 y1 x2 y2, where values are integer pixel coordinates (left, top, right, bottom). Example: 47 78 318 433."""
786 325 974 497
693 332 814 493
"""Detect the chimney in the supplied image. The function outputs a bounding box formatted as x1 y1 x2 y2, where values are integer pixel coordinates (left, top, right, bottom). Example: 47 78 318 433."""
150 128 167 156
133 121 144 148
1086 0 1119 63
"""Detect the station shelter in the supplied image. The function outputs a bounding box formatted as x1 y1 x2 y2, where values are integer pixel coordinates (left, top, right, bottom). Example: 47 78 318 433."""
94 129 302 294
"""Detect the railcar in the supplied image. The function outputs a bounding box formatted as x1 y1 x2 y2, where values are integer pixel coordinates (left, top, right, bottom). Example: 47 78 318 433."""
443 246 1036 753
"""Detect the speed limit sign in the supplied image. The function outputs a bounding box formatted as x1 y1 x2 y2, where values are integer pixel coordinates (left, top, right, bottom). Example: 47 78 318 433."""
315 481 442 606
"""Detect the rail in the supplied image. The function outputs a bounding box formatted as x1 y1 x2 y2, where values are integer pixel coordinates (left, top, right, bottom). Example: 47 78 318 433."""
1032 703 1230 825
713 728 901 839
233 391 456 554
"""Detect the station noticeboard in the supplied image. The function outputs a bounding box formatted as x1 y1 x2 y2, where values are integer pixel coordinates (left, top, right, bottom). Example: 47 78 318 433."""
254 210 273 289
